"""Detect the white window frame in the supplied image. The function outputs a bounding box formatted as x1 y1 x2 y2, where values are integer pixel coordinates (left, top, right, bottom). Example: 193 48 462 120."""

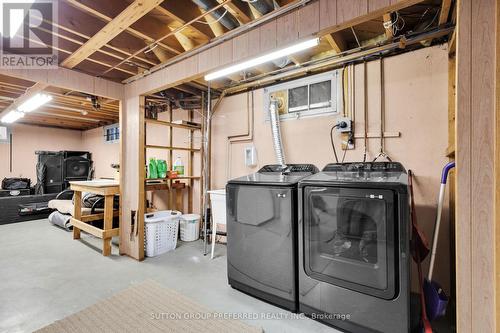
263 70 343 121
103 123 120 144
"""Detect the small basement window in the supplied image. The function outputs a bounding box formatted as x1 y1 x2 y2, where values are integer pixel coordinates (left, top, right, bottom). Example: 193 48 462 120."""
104 124 119 143
263 70 342 120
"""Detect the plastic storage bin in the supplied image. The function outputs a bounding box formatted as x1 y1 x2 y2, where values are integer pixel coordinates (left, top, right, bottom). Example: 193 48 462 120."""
179 214 200 241
144 210 181 257
208 190 227 225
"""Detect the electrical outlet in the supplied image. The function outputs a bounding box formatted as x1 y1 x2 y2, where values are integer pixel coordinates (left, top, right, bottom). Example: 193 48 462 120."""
336 117 352 133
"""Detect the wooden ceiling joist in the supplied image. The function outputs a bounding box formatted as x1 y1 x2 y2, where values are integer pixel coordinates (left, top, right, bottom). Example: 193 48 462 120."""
103 0 231 75
199 8 226 37
61 0 165 69
53 20 157 66
219 0 252 24
438 0 452 26
324 33 347 53
156 1 214 39
383 13 394 40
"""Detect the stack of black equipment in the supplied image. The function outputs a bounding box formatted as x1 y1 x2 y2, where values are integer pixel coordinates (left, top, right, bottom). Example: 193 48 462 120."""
36 151 92 194
0 178 31 197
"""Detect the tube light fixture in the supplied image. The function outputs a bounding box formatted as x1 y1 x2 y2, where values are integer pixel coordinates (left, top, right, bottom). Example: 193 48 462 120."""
1 111 24 124
17 93 52 113
204 38 320 81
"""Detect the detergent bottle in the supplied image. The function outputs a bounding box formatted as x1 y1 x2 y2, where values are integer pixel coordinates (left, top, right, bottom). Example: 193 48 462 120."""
173 156 184 176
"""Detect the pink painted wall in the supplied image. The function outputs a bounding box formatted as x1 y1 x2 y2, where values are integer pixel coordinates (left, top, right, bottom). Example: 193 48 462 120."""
0 124 83 181
0 123 119 183
211 45 451 292
81 127 120 179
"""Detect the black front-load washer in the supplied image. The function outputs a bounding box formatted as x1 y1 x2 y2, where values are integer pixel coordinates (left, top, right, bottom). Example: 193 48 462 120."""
226 164 318 312
298 162 411 332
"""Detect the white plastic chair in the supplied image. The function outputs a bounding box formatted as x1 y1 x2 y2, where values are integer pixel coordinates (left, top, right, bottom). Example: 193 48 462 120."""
208 190 226 259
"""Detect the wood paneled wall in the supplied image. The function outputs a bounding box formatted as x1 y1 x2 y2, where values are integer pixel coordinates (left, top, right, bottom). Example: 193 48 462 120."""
455 0 498 332
125 0 424 96
496 0 500 328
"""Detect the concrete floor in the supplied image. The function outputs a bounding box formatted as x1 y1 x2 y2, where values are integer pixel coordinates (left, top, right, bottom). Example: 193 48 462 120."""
0 219 339 333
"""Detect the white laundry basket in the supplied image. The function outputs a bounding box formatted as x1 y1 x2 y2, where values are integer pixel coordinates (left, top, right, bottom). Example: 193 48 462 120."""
144 210 181 257
180 214 200 242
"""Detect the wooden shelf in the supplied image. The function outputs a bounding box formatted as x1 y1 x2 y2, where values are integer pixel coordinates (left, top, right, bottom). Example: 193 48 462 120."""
145 144 200 152
146 176 200 181
145 118 201 130
145 183 169 191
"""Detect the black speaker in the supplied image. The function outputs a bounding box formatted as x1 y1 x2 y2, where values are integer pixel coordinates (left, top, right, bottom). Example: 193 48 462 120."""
36 151 64 184
64 156 91 179
36 151 92 193
63 151 91 160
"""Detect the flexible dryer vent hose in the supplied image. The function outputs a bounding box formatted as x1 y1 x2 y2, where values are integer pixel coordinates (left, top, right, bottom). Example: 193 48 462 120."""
269 99 286 165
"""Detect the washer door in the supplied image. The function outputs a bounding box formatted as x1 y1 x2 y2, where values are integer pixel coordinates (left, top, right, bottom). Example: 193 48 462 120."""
303 186 397 300
226 184 295 299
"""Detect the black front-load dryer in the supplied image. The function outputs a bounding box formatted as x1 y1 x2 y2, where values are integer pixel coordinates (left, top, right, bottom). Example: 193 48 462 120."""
298 162 411 332
226 164 318 312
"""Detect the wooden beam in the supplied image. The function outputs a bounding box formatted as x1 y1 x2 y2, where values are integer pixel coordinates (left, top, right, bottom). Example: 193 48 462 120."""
324 33 346 53
103 0 230 75
219 0 252 24
51 18 157 66
495 0 500 327
383 13 393 40
0 82 49 118
61 0 165 69
155 2 212 40
146 42 169 63
199 8 226 37
64 0 180 56
170 27 197 51
438 0 452 26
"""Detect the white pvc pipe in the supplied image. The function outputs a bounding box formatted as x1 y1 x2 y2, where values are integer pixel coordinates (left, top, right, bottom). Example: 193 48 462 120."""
428 183 446 280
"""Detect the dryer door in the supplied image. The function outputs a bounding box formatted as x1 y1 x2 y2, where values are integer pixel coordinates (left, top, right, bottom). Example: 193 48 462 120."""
226 184 296 301
303 186 397 299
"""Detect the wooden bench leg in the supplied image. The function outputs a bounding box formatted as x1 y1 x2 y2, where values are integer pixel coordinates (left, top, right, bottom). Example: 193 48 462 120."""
102 195 114 256
103 238 112 256
73 191 82 240
73 227 81 240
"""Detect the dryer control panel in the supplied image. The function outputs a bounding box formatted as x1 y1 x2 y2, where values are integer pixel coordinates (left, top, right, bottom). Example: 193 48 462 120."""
258 164 319 174
323 162 405 173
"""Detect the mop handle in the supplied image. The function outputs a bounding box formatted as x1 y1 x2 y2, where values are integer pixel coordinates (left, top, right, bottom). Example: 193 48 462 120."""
428 161 455 280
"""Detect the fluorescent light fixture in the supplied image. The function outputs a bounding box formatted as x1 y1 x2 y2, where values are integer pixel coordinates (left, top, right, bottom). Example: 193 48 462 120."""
1 111 24 124
204 38 320 81
17 93 52 113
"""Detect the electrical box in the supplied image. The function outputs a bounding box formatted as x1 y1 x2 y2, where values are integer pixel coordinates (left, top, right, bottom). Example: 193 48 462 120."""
0 126 10 144
244 146 257 167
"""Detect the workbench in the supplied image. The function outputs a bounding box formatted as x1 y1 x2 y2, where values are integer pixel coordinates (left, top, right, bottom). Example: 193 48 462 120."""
70 180 120 256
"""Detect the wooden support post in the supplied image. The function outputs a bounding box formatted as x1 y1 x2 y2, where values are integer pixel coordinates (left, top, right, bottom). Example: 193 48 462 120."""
188 109 194 213
455 0 497 331
168 103 173 209
137 95 146 260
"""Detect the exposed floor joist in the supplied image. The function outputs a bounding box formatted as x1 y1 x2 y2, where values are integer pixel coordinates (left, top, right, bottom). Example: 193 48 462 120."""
61 0 165 69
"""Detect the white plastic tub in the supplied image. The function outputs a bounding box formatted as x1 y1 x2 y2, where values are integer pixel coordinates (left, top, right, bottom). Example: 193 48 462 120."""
180 214 200 242
208 189 226 226
144 210 181 257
